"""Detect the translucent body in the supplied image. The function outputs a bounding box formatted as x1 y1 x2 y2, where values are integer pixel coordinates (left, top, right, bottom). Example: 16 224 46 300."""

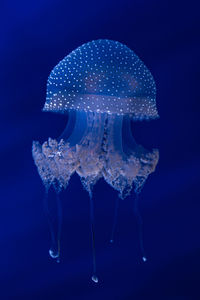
32 39 159 282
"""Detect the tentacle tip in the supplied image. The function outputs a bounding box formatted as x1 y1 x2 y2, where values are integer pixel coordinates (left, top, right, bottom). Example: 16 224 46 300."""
49 249 59 259
142 256 147 262
110 239 114 243
91 275 99 283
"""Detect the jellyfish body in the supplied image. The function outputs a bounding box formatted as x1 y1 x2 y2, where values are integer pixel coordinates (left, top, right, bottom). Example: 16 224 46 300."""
32 39 159 282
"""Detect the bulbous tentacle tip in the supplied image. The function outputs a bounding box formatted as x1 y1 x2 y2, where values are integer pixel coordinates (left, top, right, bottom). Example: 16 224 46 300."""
142 256 147 262
49 248 59 259
91 275 99 283
110 239 114 243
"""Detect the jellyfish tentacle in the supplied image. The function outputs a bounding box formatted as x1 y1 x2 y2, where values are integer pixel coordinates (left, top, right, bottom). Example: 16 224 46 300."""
134 191 147 262
43 186 62 263
67 110 88 146
58 110 76 141
55 190 62 263
110 196 120 243
43 188 57 259
89 193 98 283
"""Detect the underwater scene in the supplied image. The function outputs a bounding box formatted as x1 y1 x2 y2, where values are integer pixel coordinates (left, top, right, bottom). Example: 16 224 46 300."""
1 0 200 299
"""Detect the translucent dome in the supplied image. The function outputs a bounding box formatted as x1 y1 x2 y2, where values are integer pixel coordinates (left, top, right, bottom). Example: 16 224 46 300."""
43 39 159 120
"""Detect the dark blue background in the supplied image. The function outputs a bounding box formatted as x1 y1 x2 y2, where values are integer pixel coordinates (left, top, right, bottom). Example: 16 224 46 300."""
1 0 200 299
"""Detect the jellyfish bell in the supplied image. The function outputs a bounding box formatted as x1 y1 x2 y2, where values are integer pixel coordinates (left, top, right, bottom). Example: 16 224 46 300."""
32 39 159 282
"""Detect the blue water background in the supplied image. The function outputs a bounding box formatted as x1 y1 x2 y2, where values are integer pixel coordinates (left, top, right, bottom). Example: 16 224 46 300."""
1 1 200 299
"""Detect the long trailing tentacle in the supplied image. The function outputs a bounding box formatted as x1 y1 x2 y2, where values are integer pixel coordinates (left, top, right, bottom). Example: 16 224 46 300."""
55 191 62 263
43 188 56 258
134 191 147 262
89 191 98 283
43 187 62 263
110 196 120 243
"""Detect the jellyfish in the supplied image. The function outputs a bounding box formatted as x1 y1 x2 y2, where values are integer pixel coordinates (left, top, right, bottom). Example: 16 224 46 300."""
32 39 159 283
